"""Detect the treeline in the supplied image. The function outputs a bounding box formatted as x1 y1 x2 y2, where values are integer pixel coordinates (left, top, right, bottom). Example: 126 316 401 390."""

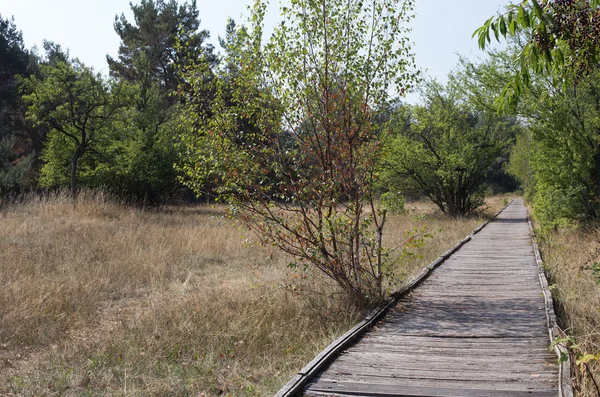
5 0 598 230
0 0 214 204
0 0 518 209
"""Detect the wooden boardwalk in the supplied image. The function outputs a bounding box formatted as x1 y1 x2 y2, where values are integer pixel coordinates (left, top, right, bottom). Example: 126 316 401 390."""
301 199 560 397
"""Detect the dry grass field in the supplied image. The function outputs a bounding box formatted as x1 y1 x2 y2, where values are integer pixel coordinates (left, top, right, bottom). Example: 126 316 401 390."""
0 191 511 396
538 226 600 396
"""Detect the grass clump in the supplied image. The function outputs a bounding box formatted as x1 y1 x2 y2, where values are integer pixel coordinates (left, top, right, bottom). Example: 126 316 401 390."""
539 226 600 396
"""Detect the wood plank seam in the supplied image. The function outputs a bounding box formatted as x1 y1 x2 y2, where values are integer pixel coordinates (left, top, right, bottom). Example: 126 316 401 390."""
528 217 574 397
274 200 515 397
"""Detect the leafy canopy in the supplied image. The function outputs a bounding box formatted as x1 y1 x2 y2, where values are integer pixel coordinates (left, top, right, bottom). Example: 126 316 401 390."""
474 0 600 109
108 0 215 94
381 80 516 216
22 52 127 197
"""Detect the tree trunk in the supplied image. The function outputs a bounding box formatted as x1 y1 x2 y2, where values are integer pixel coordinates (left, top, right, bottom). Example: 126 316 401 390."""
70 154 79 199
591 150 600 219
375 209 387 300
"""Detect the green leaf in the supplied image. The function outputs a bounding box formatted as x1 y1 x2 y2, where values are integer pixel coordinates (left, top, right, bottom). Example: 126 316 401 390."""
523 8 531 27
559 352 569 363
509 13 517 35
553 48 564 68
550 336 575 350
531 48 539 71
517 6 524 25
513 73 522 96
499 16 507 36
544 48 553 64
491 22 500 42
576 354 598 365
478 31 487 50
532 0 543 19
522 69 530 87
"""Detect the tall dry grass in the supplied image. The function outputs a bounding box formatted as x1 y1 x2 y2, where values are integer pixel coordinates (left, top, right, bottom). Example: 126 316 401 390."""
538 226 600 396
0 191 508 396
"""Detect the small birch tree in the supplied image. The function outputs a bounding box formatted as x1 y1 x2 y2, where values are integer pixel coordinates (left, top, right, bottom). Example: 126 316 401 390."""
179 0 419 304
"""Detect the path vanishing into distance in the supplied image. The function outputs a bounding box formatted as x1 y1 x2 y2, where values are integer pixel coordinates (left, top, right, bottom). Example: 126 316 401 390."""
281 199 569 397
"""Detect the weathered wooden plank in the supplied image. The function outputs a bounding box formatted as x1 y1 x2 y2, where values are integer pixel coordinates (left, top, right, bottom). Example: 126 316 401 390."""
308 378 557 395
405 290 544 296
337 348 557 361
356 335 551 347
309 373 557 390
383 309 547 320
397 302 546 311
333 353 556 369
367 329 550 339
351 343 551 354
331 355 556 371
304 387 555 397
320 365 557 383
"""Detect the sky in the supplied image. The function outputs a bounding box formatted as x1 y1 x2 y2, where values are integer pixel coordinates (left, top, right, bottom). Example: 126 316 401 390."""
0 0 510 103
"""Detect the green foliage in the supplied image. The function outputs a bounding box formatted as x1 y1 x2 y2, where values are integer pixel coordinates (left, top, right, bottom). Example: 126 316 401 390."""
38 128 73 187
0 14 44 180
507 131 533 197
451 53 515 113
0 136 33 191
108 0 216 95
380 191 405 214
0 14 29 140
506 70 600 227
449 55 521 194
102 0 216 203
179 0 420 304
22 53 126 197
551 335 600 395
475 0 600 109
381 81 515 216
457 37 600 227
176 11 270 200
86 82 184 203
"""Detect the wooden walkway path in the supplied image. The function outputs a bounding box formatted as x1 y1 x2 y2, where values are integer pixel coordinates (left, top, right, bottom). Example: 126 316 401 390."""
298 200 563 396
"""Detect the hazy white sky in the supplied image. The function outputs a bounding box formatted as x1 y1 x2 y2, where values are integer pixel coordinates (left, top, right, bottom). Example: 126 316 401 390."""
0 0 510 102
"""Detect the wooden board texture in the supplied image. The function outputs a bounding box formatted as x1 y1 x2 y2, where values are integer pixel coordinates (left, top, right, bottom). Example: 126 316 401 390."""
302 199 559 397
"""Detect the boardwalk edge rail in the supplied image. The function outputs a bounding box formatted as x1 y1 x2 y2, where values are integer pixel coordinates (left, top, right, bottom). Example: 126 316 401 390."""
528 217 575 397
274 199 514 397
